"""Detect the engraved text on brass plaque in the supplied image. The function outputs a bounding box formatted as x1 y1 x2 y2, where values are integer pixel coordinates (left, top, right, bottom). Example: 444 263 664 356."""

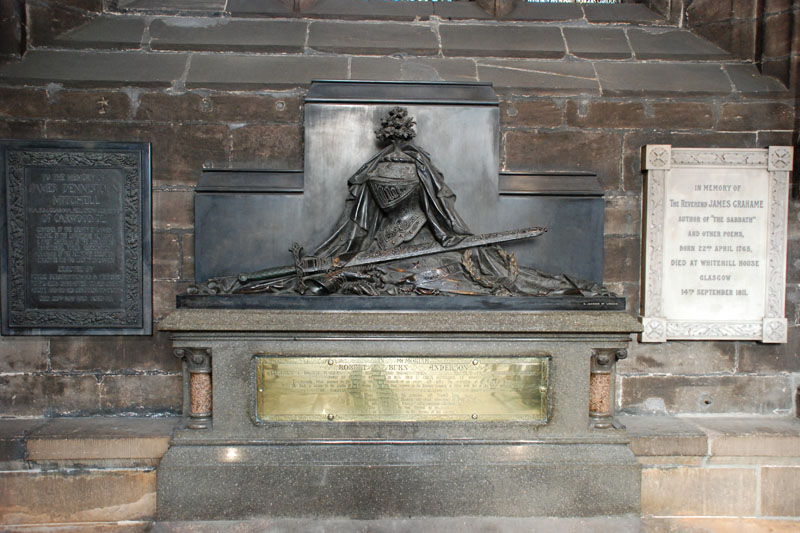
256 356 549 422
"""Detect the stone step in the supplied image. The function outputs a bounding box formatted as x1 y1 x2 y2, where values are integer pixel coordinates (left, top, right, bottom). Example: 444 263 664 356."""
0 47 786 97
50 13 722 61
151 517 643 532
111 0 669 25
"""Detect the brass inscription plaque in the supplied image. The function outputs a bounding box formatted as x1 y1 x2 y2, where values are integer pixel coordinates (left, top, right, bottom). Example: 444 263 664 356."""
256 356 549 422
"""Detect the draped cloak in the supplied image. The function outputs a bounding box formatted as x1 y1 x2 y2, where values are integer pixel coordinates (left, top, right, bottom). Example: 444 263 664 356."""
312 142 472 259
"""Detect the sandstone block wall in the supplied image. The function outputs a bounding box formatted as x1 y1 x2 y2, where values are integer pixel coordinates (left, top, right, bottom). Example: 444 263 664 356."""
0 0 797 418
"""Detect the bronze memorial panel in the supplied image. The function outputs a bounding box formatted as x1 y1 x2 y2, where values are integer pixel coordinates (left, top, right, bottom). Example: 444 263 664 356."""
256 356 549 422
0 140 152 335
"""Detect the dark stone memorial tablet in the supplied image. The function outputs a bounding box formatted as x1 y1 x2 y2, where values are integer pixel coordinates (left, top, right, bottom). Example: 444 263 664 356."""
1 140 152 335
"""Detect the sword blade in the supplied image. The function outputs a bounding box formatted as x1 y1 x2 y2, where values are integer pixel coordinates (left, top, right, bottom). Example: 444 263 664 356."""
343 226 547 270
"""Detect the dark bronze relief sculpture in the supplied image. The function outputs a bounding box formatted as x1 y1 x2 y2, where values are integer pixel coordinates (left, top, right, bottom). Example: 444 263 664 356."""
190 108 610 298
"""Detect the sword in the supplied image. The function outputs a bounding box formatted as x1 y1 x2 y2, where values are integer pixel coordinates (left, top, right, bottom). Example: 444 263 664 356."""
238 226 547 283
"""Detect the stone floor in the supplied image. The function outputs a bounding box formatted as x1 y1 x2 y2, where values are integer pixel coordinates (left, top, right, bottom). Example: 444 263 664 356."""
1 415 799 531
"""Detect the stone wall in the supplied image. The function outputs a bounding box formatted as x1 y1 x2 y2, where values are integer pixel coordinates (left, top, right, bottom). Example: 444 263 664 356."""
642 0 800 91
0 1 798 418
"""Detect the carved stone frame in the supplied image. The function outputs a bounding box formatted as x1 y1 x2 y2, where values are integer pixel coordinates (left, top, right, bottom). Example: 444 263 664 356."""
641 145 791 343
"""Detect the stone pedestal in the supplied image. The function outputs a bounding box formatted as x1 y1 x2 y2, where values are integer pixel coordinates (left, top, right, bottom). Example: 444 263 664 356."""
158 308 642 521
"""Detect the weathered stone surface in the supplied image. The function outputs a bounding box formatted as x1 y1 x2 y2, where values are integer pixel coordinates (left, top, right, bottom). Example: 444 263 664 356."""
153 232 180 280
622 340 736 374
349 57 478 82
44 120 228 185
0 375 99 417
181 233 194 281
26 417 178 461
308 21 437 55
186 54 348 89
0 419 47 464
603 236 641 283
153 190 193 231
504 3 583 21
726 63 789 94
0 338 49 372
693 19 758 60
0 470 156 524
0 0 24 60
604 194 641 236
150 18 306 53
135 91 302 123
684 0 730 22
55 16 145 49
229 0 433 20
738 329 800 373
643 518 800 533
230 124 303 169
602 281 640 315
764 0 793 14
156 124 231 185
763 11 793 59
0 87 49 118
564 27 631 59
100 374 182 414
0 119 45 138
621 130 757 192
620 375 793 415
788 239 800 284
583 3 665 24
685 417 800 457
596 62 732 96
26 1 100 46
641 466 757 516
620 415 708 456
153 281 191 321
718 102 794 131
757 130 794 146
117 0 225 14
50 332 179 372
629 28 729 60
762 466 800 516
479 59 598 94
153 517 642 532
46 90 132 120
0 50 189 87
762 54 792 84
505 129 621 189
160 308 642 334
500 99 563 128
566 100 714 130
441 25 565 58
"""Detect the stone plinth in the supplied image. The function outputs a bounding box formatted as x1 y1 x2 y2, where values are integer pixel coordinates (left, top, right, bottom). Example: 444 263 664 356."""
158 307 642 521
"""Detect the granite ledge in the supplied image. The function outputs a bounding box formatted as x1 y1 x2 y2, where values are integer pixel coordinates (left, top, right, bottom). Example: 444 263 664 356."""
3 415 798 465
159 308 643 334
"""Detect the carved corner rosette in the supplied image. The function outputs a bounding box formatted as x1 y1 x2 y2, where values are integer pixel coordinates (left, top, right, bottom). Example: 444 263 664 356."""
641 317 667 343
589 348 626 430
762 318 788 344
174 347 213 429
643 145 671 170
768 146 793 172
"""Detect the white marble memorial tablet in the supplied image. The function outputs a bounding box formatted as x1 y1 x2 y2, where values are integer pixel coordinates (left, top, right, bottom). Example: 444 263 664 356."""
641 145 792 343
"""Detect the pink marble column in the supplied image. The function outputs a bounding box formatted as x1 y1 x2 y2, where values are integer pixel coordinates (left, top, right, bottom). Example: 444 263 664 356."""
174 347 212 429
590 349 626 430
